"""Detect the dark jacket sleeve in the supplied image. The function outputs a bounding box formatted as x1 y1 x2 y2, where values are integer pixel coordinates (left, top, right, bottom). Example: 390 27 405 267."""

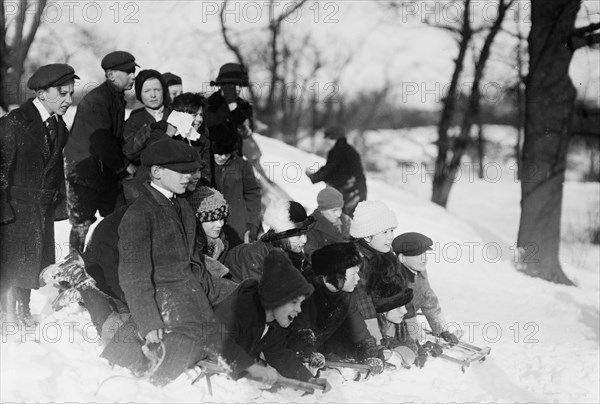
241 159 262 237
309 143 342 184
122 112 153 162
76 99 128 175
263 327 314 382
118 207 164 338
0 117 16 223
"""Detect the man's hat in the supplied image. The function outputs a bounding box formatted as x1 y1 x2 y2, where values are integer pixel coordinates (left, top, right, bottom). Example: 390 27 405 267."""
141 137 201 173
324 125 346 139
212 63 249 87
27 64 79 90
101 51 138 72
392 232 433 256
163 72 182 86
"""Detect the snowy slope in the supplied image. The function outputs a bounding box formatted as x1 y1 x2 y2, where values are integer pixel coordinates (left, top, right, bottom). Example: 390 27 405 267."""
1 134 599 403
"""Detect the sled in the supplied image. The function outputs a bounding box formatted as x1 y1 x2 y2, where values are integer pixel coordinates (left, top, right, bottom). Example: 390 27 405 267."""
423 332 491 373
191 360 326 395
324 360 374 381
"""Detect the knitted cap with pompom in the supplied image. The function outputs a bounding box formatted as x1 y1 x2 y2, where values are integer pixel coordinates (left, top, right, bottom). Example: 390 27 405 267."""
350 201 398 238
187 186 230 222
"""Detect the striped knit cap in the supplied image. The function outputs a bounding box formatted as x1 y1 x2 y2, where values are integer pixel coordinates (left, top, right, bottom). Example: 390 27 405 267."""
188 186 230 223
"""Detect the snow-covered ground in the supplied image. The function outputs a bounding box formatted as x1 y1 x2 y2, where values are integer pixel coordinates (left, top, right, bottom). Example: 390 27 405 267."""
1 134 599 403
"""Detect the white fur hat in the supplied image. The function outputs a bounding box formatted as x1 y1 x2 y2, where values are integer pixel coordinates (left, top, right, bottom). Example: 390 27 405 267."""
350 200 398 238
261 199 315 242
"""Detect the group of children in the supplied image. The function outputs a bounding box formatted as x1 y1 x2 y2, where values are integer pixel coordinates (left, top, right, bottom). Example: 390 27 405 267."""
1 55 459 392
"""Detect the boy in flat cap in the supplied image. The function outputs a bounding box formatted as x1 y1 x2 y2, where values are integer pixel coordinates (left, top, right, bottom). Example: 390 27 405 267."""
112 137 235 385
393 232 459 346
0 63 78 324
64 50 138 253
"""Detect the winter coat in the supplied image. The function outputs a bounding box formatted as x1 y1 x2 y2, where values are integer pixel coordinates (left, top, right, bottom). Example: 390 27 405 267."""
122 107 171 164
214 279 314 382
117 183 235 339
213 155 261 245
0 99 68 289
304 209 352 258
308 138 367 206
353 240 403 320
401 264 446 336
289 275 372 360
223 240 277 282
204 92 254 146
84 205 128 304
64 81 128 192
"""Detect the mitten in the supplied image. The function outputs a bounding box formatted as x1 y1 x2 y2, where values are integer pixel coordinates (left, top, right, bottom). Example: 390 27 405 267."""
440 331 459 345
307 352 326 369
222 84 238 104
363 357 384 375
422 341 443 357
415 343 428 369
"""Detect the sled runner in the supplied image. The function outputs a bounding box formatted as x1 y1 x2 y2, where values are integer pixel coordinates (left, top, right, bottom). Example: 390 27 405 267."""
423 331 491 372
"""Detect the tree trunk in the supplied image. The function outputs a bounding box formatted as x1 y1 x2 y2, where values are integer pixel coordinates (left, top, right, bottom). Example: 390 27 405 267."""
517 0 579 285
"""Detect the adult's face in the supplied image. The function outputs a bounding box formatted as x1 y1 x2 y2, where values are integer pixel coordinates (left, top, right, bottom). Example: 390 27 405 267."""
39 82 75 116
141 78 164 110
110 70 135 91
186 169 202 192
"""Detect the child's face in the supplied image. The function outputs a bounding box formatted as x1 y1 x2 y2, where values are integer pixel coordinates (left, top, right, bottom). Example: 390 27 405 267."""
191 107 203 130
385 306 408 324
340 265 360 292
403 252 428 272
287 234 307 253
153 167 194 194
321 207 342 224
272 295 306 328
366 228 395 253
202 219 224 239
186 169 202 192
214 153 231 166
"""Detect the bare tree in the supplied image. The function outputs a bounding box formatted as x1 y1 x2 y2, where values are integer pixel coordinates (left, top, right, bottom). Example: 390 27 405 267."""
516 0 583 285
1 0 47 109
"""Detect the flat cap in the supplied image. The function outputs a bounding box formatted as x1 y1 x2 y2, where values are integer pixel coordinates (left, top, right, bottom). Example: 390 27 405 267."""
324 125 346 139
162 72 182 86
27 64 79 90
141 137 201 173
392 232 433 256
101 51 138 72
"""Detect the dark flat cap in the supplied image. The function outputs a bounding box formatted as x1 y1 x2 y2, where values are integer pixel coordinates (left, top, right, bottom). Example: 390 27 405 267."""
324 125 346 139
141 137 201 173
101 51 138 72
162 72 182 86
27 64 79 90
392 232 433 256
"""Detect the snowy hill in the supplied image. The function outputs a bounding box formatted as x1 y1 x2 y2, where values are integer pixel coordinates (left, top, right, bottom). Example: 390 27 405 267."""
1 134 599 403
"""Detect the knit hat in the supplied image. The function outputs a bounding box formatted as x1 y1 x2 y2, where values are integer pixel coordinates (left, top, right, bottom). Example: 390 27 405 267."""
188 186 230 223
134 69 169 105
312 242 362 289
392 232 433 256
317 187 344 211
261 200 315 243
350 201 398 238
324 125 346 139
258 250 314 309
211 63 249 87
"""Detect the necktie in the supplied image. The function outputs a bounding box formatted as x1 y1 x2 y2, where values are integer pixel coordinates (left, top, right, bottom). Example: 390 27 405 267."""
169 196 182 220
45 116 58 153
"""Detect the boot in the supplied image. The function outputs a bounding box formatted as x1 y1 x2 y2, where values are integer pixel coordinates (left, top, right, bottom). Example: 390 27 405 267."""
0 287 19 324
16 288 36 327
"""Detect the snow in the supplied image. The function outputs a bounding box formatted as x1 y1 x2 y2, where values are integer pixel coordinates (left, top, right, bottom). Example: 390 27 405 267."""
2 133 599 403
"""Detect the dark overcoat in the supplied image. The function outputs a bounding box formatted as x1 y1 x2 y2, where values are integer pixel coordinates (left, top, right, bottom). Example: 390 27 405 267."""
0 99 68 288
64 81 128 191
214 279 314 382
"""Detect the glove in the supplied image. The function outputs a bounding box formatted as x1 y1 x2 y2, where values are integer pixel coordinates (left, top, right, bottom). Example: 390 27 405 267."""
440 331 459 345
356 336 384 360
422 341 443 357
415 344 428 369
289 329 317 347
363 357 384 375
222 84 238 104
307 352 326 369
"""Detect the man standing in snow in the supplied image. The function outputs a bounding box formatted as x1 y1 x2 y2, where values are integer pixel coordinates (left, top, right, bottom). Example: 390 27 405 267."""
64 51 138 254
0 64 79 324
306 125 367 217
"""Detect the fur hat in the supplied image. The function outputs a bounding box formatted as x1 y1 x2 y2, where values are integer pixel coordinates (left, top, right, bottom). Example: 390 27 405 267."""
312 243 362 289
350 201 398 238
258 250 314 309
188 186 230 223
317 187 344 211
261 200 315 243
134 69 170 105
